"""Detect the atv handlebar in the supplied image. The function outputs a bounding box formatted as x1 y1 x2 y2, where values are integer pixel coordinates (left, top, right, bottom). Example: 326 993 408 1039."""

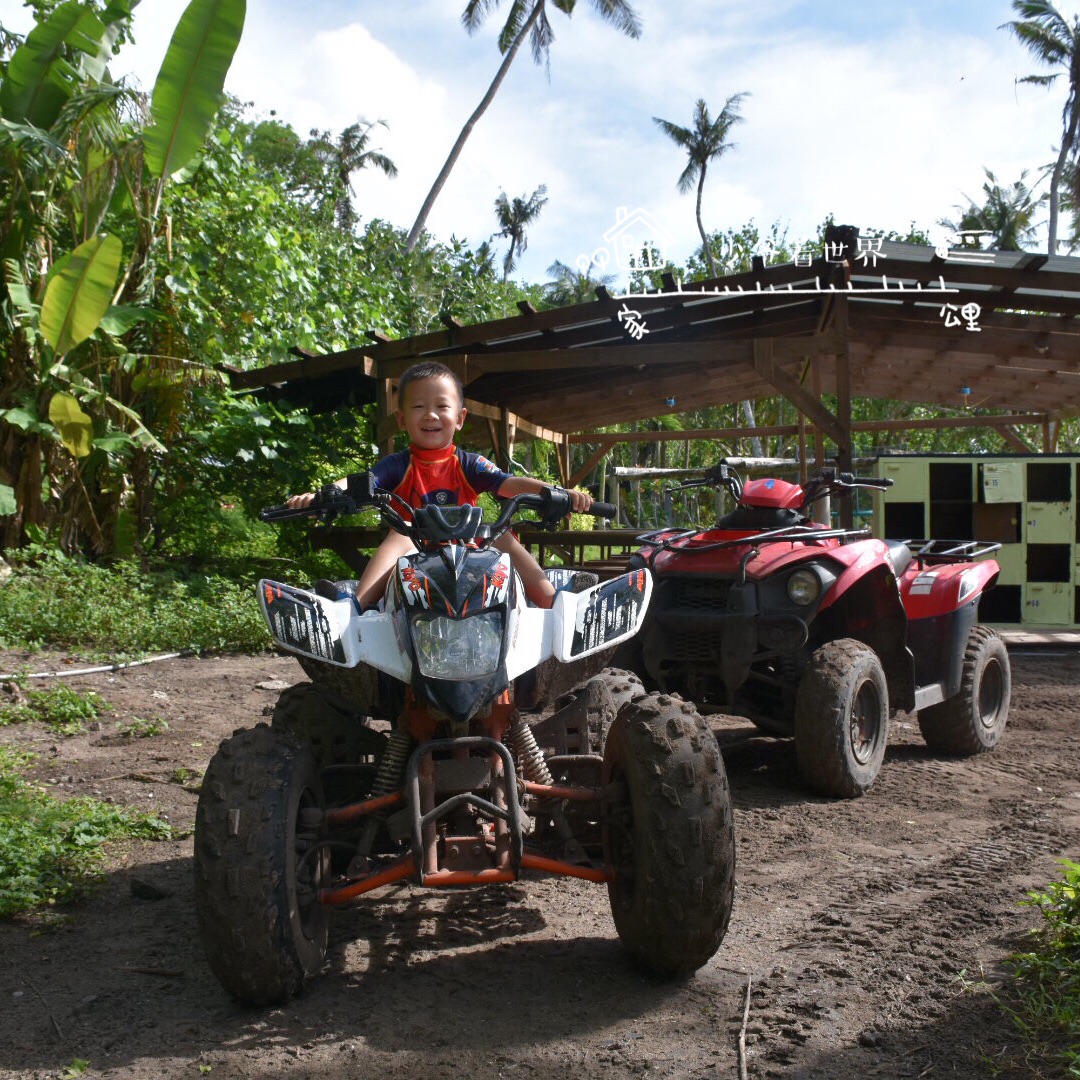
668 465 893 502
259 475 617 542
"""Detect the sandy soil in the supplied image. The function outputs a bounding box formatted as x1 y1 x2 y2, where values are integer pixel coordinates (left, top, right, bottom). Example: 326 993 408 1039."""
0 644 1077 1080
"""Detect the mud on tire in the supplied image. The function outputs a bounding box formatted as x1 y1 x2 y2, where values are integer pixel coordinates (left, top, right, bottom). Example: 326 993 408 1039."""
272 681 387 769
602 693 735 976
795 639 889 799
918 625 1010 755
194 724 328 1005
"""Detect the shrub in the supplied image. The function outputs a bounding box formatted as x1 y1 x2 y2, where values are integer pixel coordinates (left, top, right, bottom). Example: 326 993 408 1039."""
1005 859 1080 1077
0 557 269 655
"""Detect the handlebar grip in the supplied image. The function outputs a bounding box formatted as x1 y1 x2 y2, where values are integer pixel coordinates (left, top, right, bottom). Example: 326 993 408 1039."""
860 477 894 488
258 503 309 522
589 502 618 519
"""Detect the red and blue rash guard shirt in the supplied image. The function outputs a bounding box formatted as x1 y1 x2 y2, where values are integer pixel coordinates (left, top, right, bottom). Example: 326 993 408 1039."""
371 444 511 512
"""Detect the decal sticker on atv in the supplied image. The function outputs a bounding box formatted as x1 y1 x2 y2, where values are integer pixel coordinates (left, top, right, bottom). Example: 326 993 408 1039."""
569 571 650 657
483 555 511 607
910 570 940 596
398 564 430 609
260 581 346 663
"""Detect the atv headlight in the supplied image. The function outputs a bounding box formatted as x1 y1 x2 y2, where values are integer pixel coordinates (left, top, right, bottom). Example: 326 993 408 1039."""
411 611 503 680
786 569 821 606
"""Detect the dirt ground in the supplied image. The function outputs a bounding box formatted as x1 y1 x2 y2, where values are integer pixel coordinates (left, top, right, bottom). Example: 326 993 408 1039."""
0 643 1077 1080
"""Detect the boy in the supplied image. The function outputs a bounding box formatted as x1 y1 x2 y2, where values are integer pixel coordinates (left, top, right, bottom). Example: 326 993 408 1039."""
285 361 592 609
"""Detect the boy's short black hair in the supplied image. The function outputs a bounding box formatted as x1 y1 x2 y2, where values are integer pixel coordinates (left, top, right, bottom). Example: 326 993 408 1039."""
396 361 464 408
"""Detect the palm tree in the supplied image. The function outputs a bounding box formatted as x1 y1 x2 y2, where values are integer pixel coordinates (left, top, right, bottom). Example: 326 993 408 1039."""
494 184 547 280
940 168 1044 250
653 93 749 278
405 0 642 252
1001 1 1080 253
545 258 617 305
309 120 397 233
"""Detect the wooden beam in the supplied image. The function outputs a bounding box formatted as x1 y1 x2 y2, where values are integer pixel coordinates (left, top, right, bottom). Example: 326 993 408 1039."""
754 338 846 445
568 440 617 488
223 350 376 391
993 424 1034 452
462 398 563 445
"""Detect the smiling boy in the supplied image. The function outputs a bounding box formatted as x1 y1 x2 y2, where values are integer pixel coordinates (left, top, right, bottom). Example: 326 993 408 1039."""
286 361 592 609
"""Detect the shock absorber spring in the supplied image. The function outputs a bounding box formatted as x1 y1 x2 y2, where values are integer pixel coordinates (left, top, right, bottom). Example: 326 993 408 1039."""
351 725 414 869
506 715 588 863
506 716 553 786
369 726 413 799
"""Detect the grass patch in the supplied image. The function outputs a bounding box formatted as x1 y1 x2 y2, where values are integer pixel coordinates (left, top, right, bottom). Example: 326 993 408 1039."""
0 684 109 736
114 716 170 739
0 556 269 656
0 745 172 917
1004 859 1080 1077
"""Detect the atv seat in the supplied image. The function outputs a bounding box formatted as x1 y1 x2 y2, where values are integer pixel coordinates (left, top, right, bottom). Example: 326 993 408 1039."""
884 540 913 578
716 506 805 530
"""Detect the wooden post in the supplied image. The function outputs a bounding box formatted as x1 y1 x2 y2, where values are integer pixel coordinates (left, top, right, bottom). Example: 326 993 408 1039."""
500 409 516 471
810 360 828 526
376 374 396 455
834 295 853 528
798 413 808 485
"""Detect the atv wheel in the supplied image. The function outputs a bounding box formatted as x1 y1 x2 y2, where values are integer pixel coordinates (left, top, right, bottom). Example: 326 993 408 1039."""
194 725 328 1005
918 625 1010 755
794 639 889 798
603 693 735 976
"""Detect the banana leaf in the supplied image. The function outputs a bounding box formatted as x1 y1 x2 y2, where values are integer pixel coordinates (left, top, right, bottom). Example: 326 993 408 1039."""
48 391 94 459
0 1 107 128
143 0 246 180
40 234 123 356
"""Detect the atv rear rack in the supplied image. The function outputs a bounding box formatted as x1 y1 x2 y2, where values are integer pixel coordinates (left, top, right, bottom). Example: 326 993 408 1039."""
901 539 1003 564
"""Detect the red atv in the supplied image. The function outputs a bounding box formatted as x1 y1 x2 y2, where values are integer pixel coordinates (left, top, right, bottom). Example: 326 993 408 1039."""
618 463 1011 798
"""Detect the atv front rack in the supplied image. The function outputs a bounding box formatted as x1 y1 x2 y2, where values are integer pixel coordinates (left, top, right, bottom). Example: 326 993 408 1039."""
901 539 1003 565
316 735 613 906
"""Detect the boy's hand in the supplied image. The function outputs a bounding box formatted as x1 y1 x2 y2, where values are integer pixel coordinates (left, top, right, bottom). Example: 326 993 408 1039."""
565 487 593 513
284 478 346 510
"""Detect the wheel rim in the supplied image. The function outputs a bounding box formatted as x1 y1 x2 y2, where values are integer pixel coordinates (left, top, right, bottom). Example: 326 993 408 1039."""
977 658 1005 732
848 679 883 765
294 785 326 942
608 764 637 910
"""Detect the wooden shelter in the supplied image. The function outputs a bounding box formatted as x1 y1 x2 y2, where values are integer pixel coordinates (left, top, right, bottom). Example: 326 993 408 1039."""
227 236 1080 496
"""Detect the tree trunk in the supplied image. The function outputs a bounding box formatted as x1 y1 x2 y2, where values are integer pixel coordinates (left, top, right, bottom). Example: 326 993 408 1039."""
1047 108 1079 254
405 2 545 253
695 165 717 277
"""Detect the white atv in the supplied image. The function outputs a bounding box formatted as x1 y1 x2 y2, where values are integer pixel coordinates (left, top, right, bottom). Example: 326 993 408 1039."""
193 476 736 1004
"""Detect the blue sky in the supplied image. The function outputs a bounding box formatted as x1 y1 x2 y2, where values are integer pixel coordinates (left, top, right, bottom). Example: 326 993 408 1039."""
4 0 1080 285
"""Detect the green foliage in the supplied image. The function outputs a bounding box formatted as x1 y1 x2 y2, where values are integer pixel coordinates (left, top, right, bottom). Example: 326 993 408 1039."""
0 0 247 558
0 684 109 736
0 557 269 654
1004 859 1080 1076
0 744 171 917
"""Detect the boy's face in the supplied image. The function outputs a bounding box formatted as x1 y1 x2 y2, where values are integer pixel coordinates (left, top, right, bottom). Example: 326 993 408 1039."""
395 374 466 450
